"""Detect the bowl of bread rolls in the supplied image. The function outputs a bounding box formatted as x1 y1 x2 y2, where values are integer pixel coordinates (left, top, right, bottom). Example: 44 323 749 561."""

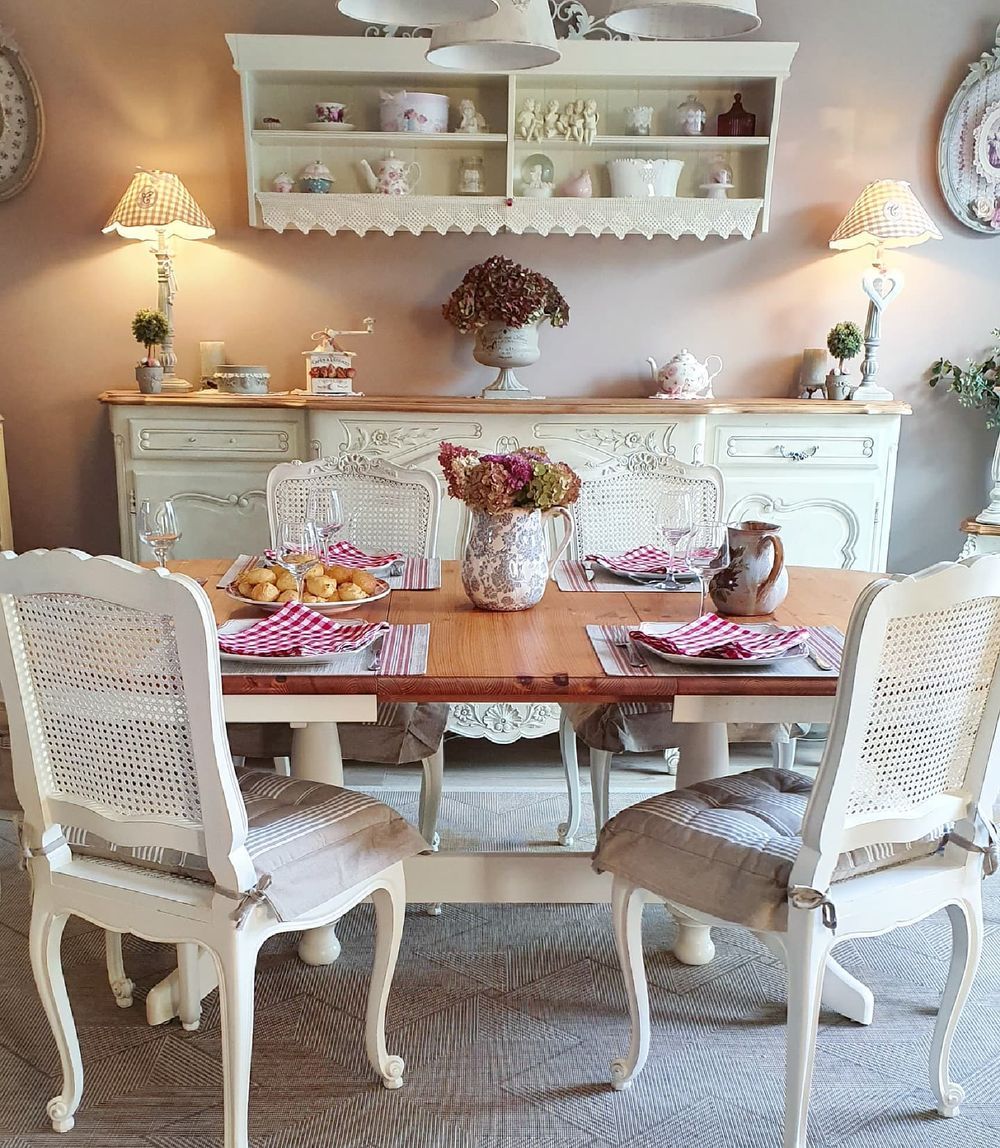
226 557 390 613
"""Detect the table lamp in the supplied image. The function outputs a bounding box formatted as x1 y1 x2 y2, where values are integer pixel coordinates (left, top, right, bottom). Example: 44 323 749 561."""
829 179 941 401
103 169 214 393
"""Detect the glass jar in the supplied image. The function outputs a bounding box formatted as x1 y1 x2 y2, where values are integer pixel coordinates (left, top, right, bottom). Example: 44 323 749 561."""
677 94 707 136
718 93 756 137
458 155 484 195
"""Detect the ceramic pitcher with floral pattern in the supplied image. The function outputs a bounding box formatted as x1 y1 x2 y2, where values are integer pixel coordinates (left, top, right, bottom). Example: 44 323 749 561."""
462 506 574 611
709 520 788 616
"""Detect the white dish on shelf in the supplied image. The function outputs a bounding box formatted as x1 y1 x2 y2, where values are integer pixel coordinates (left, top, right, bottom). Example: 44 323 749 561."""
305 122 356 131
218 618 382 664
224 577 390 614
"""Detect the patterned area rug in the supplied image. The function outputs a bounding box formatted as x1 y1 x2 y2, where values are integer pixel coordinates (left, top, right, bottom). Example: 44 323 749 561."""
1 799 1000 1148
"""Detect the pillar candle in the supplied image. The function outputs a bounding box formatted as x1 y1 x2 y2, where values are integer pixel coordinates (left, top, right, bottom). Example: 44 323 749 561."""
800 348 829 389
199 341 227 388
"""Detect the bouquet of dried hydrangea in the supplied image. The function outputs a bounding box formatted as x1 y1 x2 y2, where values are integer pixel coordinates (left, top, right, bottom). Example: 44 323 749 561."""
439 442 581 515
441 255 570 334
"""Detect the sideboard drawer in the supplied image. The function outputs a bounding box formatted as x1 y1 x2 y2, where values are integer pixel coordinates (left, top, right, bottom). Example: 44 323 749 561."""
715 424 878 468
131 423 297 460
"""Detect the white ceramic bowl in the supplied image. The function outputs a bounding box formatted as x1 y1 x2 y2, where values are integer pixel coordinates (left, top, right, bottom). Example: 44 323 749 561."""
214 365 270 395
380 90 449 134
607 158 684 198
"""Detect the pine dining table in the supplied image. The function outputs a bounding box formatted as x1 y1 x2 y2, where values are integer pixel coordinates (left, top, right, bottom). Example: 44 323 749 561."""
144 559 880 1027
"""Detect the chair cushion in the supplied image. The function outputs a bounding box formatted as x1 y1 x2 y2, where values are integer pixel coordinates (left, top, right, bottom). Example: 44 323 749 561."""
564 701 804 755
63 768 426 922
226 703 449 766
593 767 945 932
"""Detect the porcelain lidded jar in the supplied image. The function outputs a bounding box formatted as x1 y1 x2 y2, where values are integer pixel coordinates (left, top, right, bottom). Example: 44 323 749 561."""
299 160 334 194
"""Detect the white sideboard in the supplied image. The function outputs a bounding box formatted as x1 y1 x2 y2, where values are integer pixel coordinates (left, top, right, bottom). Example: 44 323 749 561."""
102 392 908 743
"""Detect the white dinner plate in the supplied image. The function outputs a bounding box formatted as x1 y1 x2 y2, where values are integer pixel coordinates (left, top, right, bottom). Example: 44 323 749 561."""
591 559 698 585
217 619 382 665
633 623 806 668
224 577 390 614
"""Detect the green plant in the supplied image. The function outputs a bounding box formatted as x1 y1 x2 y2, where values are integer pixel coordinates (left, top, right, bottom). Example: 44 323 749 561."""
826 321 864 374
131 308 169 366
929 329 1000 428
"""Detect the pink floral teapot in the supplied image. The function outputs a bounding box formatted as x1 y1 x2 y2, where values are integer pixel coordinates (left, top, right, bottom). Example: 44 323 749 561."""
359 151 421 196
648 349 723 399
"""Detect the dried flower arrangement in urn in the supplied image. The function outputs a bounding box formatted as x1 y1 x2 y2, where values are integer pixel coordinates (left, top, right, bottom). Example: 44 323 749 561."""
442 256 570 401
440 442 579 611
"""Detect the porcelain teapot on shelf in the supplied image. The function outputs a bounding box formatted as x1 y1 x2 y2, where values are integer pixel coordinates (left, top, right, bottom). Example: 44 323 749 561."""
358 151 421 196
648 349 723 400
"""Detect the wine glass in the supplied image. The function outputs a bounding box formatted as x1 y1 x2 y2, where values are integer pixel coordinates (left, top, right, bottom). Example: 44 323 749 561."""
274 520 321 604
306 488 344 559
654 489 694 590
138 499 181 568
686 522 731 615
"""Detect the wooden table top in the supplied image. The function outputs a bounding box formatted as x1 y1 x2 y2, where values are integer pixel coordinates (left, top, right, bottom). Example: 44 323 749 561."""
185 560 879 704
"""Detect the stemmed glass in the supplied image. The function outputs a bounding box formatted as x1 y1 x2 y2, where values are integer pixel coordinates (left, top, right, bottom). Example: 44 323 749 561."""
274 520 321 604
138 499 181 568
654 489 694 590
686 522 731 615
306 488 344 560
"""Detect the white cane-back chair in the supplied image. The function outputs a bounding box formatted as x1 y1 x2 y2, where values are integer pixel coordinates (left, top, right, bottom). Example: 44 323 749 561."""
0 550 423 1147
596 556 1000 1147
558 452 800 845
265 455 447 849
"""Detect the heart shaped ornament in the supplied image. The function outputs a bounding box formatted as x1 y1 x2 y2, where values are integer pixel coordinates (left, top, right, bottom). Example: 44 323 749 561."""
862 267 904 312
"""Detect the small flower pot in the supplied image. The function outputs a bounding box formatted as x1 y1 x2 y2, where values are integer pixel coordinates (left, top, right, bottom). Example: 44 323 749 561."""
825 370 855 401
135 365 164 395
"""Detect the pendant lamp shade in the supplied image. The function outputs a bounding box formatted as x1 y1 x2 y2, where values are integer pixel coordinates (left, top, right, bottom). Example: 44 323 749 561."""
426 0 560 71
606 0 760 39
337 0 498 27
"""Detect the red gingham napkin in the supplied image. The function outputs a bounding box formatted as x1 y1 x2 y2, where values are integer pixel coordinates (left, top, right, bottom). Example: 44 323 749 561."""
323 541 401 568
585 546 715 575
630 614 808 661
218 602 388 658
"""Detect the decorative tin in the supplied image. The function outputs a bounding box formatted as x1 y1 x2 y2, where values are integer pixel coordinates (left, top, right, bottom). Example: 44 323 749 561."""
304 319 375 395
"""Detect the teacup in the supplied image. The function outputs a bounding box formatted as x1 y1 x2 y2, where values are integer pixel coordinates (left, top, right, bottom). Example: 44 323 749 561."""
315 101 348 124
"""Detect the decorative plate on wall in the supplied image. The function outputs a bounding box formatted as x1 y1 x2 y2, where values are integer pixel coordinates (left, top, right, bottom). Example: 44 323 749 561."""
938 20 1000 235
0 26 43 201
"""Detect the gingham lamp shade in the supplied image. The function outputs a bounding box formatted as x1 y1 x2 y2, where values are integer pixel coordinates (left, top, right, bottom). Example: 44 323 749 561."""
102 170 214 241
829 180 942 251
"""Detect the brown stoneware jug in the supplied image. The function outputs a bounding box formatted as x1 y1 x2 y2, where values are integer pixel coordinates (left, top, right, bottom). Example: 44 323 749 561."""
709 520 788 616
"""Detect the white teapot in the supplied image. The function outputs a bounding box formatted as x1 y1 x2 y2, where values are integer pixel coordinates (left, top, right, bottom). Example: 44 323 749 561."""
359 151 421 196
648 349 723 399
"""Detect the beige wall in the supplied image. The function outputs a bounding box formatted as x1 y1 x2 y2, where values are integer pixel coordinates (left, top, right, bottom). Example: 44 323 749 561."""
0 0 996 568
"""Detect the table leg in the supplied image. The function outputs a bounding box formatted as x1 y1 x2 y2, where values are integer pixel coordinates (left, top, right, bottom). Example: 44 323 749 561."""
290 722 346 964
675 722 730 789
668 905 716 966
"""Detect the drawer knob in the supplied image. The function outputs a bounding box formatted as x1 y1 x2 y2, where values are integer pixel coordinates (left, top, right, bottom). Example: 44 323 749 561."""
187 436 197 443
229 437 237 444
777 445 818 462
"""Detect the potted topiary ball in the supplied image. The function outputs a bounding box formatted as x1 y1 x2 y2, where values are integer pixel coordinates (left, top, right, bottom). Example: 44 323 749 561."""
825 321 863 400
132 308 170 394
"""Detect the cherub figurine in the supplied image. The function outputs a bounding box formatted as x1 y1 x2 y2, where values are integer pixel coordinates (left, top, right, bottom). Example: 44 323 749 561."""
457 98 487 134
582 99 600 146
517 98 542 142
543 99 561 139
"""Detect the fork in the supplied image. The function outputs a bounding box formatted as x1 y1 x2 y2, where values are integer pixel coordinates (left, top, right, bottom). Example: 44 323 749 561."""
367 635 385 672
610 626 646 670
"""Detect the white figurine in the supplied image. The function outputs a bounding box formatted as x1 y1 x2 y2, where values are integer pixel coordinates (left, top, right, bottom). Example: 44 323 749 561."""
522 162 553 198
563 100 586 143
543 99 561 139
517 99 543 142
582 99 600 146
457 98 486 134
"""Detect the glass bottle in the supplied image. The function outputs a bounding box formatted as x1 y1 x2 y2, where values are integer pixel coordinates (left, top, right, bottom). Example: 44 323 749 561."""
458 155 485 195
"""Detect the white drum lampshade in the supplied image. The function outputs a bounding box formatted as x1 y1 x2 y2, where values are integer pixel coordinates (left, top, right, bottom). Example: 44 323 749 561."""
426 0 560 71
606 0 760 39
337 0 498 26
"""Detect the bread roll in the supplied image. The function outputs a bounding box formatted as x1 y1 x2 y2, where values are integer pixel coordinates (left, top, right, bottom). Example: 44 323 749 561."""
277 589 299 603
243 567 276 586
251 581 280 603
274 570 298 592
338 583 366 602
302 592 322 603
351 570 379 595
305 574 338 600
325 564 353 583
237 581 256 599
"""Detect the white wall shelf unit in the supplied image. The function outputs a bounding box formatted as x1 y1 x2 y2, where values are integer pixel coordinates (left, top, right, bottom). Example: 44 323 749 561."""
227 34 797 240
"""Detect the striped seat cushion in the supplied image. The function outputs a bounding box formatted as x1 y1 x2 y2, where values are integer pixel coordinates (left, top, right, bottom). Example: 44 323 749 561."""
593 767 945 932
64 768 426 921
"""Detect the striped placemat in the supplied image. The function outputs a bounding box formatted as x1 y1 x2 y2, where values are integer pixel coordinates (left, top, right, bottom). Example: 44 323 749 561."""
555 561 697 594
588 623 845 678
219 554 440 591
220 623 429 677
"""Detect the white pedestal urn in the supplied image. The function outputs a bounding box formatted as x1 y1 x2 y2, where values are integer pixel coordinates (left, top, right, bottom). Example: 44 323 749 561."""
462 506 573 611
978 434 1000 525
474 321 540 400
